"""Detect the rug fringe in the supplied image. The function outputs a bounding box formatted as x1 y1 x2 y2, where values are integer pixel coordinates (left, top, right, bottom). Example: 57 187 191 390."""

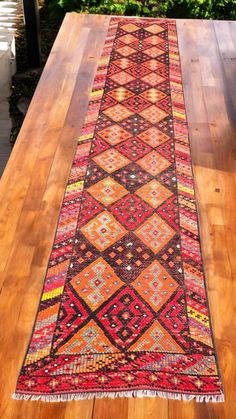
12 390 224 403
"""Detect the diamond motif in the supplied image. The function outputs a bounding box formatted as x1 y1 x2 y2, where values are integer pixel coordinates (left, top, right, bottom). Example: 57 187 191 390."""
90 136 110 157
107 87 134 102
96 287 154 350
142 59 165 71
135 214 175 254
113 58 134 70
125 64 151 79
77 191 103 228
116 137 151 161
101 94 117 111
145 24 165 34
84 161 107 188
121 23 139 33
140 105 168 124
70 257 123 310
144 46 165 58
141 88 167 104
72 233 99 271
120 114 151 135
119 34 137 44
125 78 150 94
129 319 183 353
138 127 170 148
116 46 136 57
103 104 133 122
122 95 151 113
104 232 154 283
88 176 128 206
158 288 189 350
137 151 171 176
136 179 172 209
57 319 118 354
158 235 184 284
98 124 131 145
53 284 90 352
113 162 152 192
93 149 130 173
158 195 179 230
132 261 178 311
145 35 165 46
109 193 153 230
141 73 165 87
81 211 126 251
110 71 135 86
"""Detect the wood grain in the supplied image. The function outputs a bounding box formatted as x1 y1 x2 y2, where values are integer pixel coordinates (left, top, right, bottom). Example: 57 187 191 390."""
0 14 235 419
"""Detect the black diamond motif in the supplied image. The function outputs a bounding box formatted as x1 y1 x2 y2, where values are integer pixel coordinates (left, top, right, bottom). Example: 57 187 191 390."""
103 232 154 283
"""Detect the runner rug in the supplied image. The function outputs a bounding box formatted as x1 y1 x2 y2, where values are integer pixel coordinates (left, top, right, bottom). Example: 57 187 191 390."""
13 17 224 403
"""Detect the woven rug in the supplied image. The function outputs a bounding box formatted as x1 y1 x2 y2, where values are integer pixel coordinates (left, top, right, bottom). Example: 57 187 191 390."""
13 17 224 403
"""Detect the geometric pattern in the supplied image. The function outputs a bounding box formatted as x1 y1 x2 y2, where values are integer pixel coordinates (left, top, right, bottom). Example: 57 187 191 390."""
137 151 171 176
70 257 123 310
87 176 128 206
136 179 173 208
15 17 223 402
135 214 175 254
81 211 126 251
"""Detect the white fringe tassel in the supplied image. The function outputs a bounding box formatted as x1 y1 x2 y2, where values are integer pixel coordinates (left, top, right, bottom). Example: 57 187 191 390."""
12 390 224 403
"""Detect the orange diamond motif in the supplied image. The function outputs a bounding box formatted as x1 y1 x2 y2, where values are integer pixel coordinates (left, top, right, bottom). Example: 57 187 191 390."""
119 34 137 44
93 149 130 173
129 319 183 353
143 59 165 71
145 24 164 34
141 72 165 86
145 35 165 46
88 176 128 206
57 319 117 355
121 23 139 33
144 46 165 58
136 179 172 208
135 213 175 254
103 103 133 122
138 127 170 148
70 257 123 310
116 46 136 57
98 124 131 145
137 151 171 176
107 87 134 102
81 211 126 251
132 260 178 311
113 58 134 70
140 105 168 124
110 71 135 86
141 88 167 104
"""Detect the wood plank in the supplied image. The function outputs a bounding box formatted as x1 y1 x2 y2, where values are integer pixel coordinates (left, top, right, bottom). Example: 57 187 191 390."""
0 13 110 419
176 18 236 419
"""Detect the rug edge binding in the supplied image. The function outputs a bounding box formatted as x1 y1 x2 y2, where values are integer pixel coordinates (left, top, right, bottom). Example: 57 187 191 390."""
12 391 224 403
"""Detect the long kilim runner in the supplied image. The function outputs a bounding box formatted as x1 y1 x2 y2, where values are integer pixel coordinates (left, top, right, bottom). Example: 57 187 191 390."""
14 17 224 403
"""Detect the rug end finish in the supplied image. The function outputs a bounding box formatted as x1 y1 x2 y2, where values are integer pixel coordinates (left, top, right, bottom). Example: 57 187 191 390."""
12 390 224 403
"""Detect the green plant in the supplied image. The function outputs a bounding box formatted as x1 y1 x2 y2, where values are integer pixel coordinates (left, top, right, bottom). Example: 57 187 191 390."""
47 0 236 20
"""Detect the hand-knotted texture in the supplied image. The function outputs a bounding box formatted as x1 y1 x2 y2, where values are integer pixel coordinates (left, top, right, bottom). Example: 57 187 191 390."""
14 17 224 403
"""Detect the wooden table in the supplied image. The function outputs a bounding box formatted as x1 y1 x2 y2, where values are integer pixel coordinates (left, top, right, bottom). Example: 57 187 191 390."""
0 13 235 419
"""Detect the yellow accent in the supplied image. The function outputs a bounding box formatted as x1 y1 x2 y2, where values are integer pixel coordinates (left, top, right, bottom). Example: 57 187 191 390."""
78 133 93 142
178 184 194 195
187 307 209 327
25 346 51 365
173 110 186 120
42 286 64 301
91 89 103 97
66 181 84 192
